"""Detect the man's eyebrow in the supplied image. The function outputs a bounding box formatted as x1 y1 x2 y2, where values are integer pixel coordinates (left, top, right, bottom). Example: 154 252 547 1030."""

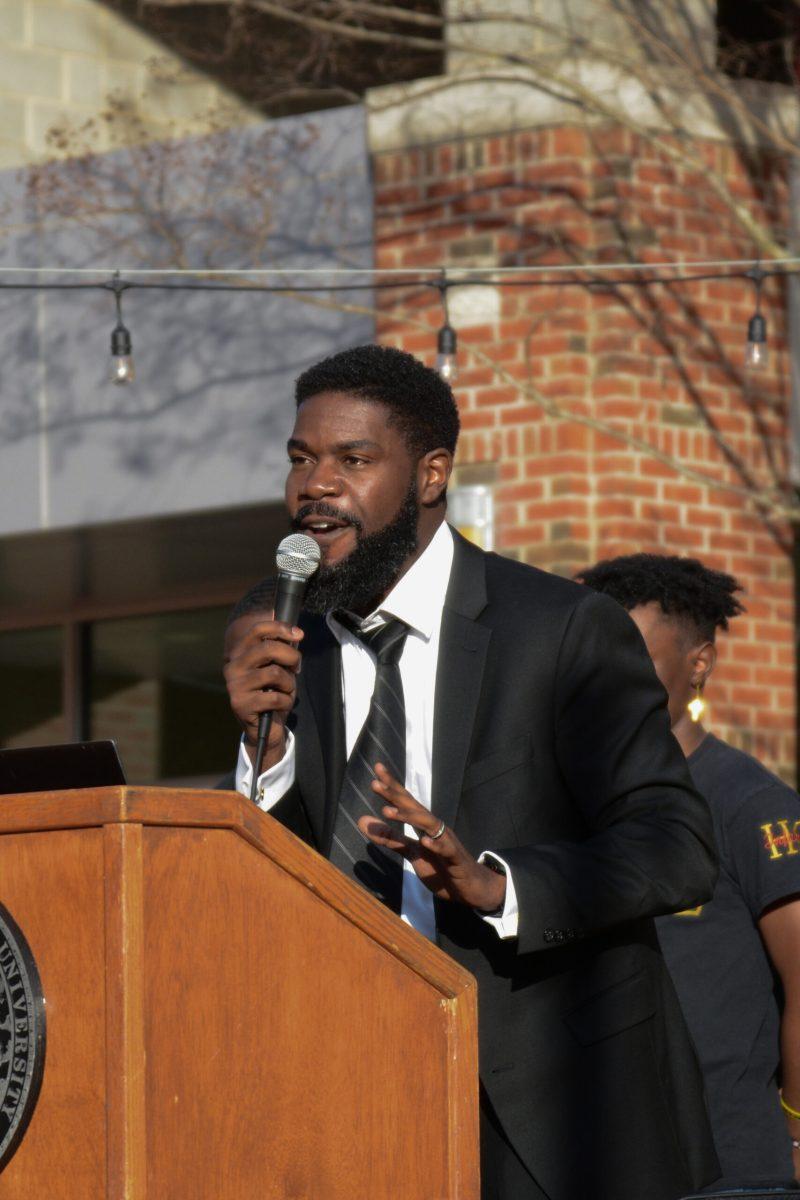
286 437 381 452
336 439 381 452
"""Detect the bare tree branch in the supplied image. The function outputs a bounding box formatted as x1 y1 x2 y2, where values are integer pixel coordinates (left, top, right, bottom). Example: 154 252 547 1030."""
143 0 790 256
244 0 442 50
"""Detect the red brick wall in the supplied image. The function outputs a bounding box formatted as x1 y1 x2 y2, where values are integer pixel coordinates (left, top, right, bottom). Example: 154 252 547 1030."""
373 124 797 779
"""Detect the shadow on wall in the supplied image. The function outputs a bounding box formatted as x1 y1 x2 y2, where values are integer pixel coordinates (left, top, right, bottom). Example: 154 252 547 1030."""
0 104 374 534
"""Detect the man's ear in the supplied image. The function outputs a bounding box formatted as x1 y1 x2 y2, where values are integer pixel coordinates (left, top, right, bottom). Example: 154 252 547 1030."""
418 448 453 508
690 641 717 688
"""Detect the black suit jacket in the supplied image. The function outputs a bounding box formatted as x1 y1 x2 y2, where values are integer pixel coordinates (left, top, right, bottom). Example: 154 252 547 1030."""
266 529 719 1199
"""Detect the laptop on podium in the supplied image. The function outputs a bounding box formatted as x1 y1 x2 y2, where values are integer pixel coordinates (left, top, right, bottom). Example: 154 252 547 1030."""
0 741 126 795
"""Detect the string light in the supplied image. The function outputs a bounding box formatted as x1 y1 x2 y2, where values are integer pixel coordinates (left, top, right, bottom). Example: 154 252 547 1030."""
110 274 135 386
434 279 458 382
0 257 790 386
745 265 768 371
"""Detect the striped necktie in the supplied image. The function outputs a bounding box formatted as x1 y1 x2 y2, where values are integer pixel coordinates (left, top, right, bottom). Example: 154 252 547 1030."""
329 615 409 911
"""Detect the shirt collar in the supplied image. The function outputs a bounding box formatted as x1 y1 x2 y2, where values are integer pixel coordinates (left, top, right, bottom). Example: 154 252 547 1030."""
327 521 454 643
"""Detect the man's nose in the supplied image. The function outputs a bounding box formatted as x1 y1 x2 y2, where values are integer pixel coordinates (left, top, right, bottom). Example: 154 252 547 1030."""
300 461 341 499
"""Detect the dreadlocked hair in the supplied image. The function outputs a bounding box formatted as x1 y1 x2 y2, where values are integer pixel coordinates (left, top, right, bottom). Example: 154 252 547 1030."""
577 553 744 642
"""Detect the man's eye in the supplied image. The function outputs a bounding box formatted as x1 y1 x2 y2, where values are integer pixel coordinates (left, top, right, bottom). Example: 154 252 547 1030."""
289 455 310 465
343 456 367 466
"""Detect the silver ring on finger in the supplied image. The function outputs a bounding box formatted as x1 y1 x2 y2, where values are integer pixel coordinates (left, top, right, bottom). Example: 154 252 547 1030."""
429 820 447 841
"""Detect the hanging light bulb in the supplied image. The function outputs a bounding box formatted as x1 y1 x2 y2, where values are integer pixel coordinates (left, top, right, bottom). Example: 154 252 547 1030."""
745 311 768 371
434 278 458 381
111 321 135 385
435 321 458 382
745 266 768 371
109 273 135 385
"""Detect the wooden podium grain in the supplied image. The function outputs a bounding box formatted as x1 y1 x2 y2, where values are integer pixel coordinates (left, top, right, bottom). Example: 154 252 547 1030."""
0 787 479 1199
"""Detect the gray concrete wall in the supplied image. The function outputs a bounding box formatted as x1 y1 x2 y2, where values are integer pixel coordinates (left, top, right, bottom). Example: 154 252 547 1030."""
0 104 374 534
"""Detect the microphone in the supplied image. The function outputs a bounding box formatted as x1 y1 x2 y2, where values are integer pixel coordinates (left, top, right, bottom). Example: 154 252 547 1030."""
249 533 321 803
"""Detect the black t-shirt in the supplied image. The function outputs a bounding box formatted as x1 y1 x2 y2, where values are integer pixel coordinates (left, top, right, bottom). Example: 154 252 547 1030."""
657 733 800 1188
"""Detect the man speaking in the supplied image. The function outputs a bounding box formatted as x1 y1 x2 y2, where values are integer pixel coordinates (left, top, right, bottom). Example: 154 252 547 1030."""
224 344 719 1200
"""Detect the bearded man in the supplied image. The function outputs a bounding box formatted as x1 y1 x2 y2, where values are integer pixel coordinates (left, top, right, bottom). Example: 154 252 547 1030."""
223 344 719 1200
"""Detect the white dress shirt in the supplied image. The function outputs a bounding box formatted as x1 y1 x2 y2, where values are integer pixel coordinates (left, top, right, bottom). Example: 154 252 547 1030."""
236 521 519 939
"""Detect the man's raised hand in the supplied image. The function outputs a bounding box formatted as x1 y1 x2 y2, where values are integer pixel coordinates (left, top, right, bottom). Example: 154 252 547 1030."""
358 763 507 913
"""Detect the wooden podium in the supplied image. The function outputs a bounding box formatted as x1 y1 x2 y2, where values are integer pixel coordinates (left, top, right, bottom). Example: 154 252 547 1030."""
0 787 478 1199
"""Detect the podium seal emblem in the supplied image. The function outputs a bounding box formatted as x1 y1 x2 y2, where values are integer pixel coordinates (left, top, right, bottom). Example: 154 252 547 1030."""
0 904 45 1170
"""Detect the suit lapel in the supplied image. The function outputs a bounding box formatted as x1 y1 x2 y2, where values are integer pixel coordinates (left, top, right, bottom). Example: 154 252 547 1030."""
299 530 489 848
431 530 491 831
296 617 345 853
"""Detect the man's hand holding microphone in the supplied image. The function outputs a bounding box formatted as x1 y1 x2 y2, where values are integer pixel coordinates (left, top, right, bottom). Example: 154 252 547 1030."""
223 534 320 797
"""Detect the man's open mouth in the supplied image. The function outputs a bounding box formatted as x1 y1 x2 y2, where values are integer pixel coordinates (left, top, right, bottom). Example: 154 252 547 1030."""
300 516 354 545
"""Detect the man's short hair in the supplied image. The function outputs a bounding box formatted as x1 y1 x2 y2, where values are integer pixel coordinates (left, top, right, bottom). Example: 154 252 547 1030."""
295 343 460 458
227 576 277 626
577 553 744 643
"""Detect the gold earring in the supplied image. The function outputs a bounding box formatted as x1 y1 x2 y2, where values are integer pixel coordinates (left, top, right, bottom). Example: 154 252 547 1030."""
687 683 706 723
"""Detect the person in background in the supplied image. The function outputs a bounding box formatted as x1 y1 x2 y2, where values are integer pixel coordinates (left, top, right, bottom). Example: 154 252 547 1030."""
223 577 278 661
579 552 800 1192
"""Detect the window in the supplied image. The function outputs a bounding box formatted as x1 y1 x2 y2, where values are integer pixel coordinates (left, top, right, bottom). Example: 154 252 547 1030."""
89 609 240 785
0 503 294 786
0 627 65 749
0 610 240 786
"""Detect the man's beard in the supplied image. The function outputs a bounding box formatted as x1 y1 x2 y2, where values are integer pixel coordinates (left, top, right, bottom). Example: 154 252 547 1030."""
293 481 420 616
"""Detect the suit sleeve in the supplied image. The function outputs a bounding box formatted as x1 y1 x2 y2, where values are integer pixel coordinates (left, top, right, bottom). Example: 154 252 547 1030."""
229 734 317 848
498 591 718 955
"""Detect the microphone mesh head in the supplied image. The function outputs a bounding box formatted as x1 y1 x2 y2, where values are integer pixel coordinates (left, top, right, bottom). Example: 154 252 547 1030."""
275 533 322 579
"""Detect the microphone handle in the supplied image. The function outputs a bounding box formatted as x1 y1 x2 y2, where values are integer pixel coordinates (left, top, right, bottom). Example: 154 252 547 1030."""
249 572 308 803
